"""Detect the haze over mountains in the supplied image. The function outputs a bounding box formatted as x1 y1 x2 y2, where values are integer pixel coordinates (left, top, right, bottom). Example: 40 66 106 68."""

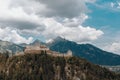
0 37 120 66
0 40 24 55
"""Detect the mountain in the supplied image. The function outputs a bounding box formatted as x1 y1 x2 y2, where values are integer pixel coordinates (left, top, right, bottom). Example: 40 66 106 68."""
0 52 119 80
19 43 28 47
1 38 120 66
0 40 24 55
30 39 45 46
48 37 120 66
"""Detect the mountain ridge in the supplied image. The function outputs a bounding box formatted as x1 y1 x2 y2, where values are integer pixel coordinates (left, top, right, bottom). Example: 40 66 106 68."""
0 37 120 66
0 40 24 55
47 37 120 66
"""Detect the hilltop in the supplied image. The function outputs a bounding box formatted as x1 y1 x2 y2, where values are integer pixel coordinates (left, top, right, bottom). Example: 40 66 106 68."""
0 51 119 80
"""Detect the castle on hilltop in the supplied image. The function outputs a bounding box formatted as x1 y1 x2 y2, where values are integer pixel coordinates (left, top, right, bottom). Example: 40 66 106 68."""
24 44 72 57
24 44 49 54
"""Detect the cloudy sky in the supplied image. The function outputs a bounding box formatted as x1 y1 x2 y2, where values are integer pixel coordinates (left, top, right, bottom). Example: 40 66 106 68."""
0 0 120 54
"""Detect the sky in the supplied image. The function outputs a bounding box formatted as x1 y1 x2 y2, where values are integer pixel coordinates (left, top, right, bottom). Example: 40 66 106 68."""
0 0 120 54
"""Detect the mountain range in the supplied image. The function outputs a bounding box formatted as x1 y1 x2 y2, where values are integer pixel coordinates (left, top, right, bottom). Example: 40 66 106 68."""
48 37 120 66
0 40 24 56
0 37 120 66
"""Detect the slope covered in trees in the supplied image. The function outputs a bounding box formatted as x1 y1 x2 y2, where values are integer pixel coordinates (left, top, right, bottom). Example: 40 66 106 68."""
0 52 119 80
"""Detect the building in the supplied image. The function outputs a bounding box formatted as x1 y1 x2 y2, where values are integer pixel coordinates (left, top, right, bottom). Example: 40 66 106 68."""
24 44 72 58
24 45 49 54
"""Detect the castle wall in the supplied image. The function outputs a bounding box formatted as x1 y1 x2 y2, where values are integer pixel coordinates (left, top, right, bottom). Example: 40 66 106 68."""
24 45 72 57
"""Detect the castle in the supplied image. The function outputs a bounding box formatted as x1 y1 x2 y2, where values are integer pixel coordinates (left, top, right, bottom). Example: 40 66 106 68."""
24 44 72 57
24 45 49 54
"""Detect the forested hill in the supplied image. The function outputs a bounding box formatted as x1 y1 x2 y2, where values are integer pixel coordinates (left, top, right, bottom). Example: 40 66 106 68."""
0 52 120 80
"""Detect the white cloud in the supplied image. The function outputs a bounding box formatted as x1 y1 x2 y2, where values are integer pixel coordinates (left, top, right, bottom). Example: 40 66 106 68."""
42 18 103 43
0 0 45 30
36 0 95 18
0 0 104 44
102 32 120 54
110 2 120 9
104 42 120 55
0 27 33 44
63 14 88 27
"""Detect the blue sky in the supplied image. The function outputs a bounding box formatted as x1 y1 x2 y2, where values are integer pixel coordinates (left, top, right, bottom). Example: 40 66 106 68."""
85 0 120 31
85 0 120 54
0 0 120 54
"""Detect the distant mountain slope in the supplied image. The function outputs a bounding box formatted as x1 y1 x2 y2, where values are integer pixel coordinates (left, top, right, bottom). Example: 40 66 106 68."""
0 40 24 55
0 53 119 80
1 37 120 66
48 37 120 66
30 39 45 46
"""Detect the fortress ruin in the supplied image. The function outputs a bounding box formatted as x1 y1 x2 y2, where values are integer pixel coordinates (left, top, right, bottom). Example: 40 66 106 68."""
24 44 72 57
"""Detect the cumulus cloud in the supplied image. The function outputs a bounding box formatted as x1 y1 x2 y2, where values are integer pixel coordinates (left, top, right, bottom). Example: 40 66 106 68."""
42 18 103 43
0 27 33 44
98 31 120 55
0 0 104 44
36 0 95 18
104 42 120 55
0 0 45 30
63 14 88 27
